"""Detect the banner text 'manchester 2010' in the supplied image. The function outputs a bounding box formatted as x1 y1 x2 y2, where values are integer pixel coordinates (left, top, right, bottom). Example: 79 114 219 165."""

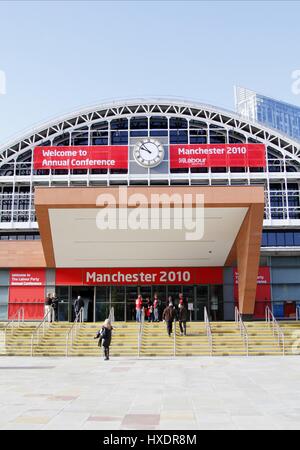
170 143 266 168
33 143 266 170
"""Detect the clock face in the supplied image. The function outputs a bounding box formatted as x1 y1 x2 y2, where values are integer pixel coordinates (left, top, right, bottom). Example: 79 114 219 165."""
133 138 164 168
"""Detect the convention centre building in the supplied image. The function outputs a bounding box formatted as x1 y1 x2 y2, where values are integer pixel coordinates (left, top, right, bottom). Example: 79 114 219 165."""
0 97 299 323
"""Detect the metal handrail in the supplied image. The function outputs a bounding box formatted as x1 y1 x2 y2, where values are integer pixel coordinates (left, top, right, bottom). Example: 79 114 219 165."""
204 307 213 356
235 307 249 357
65 307 84 357
173 317 176 357
265 306 285 355
138 308 145 357
30 306 54 356
4 307 25 337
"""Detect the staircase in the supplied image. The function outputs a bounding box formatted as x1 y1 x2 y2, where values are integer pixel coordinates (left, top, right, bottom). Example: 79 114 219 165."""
1 320 300 357
278 322 300 355
33 322 73 356
245 322 284 356
70 322 139 356
140 322 174 357
210 322 247 356
0 323 38 356
139 321 212 357
175 322 212 356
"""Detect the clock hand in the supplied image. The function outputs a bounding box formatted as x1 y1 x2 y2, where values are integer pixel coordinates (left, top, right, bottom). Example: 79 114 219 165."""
140 144 152 154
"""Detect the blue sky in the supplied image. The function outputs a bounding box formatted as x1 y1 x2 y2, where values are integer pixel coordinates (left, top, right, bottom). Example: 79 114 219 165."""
0 0 299 143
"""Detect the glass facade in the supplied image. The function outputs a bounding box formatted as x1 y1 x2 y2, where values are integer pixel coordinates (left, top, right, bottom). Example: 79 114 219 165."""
262 230 300 247
235 86 300 141
55 284 224 322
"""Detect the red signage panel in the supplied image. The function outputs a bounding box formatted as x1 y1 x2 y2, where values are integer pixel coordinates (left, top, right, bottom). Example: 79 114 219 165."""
9 269 46 286
33 146 128 170
170 143 266 169
56 267 223 286
9 269 46 320
234 267 271 319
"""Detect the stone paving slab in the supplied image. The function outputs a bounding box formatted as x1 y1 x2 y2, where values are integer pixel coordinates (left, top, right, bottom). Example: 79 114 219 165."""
0 356 300 430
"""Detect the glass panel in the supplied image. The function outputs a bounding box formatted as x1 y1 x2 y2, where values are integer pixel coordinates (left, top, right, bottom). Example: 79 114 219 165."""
95 286 110 322
166 285 182 307
150 116 168 129
0 305 7 320
71 287 94 322
95 303 110 323
111 131 128 145
170 117 187 129
110 118 128 130
111 286 125 303
170 130 188 144
130 117 148 129
183 286 195 308
58 302 69 322
110 287 125 321
210 285 223 321
195 285 209 321
96 286 110 302
112 303 125 321
55 286 69 322
139 286 152 302
126 286 139 322
295 232 300 246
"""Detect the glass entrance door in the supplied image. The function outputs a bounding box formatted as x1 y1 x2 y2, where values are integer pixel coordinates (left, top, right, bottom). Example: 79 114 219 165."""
95 286 110 322
195 285 209 321
167 285 182 307
126 286 138 321
110 286 125 321
71 287 95 322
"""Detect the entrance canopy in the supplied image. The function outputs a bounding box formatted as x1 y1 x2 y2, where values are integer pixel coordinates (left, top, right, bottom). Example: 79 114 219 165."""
35 186 264 316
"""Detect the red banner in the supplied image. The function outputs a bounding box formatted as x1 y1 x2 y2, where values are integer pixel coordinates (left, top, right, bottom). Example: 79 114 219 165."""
33 146 128 170
9 270 46 320
56 267 223 286
170 143 266 168
234 267 271 319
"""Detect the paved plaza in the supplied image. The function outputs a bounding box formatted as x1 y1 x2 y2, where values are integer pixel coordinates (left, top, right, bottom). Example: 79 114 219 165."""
0 356 300 430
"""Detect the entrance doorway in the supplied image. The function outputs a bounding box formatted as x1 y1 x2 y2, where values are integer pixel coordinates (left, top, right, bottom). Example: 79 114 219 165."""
55 284 224 322
71 287 94 322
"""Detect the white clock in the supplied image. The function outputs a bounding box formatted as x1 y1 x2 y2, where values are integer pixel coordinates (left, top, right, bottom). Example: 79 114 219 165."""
133 138 164 168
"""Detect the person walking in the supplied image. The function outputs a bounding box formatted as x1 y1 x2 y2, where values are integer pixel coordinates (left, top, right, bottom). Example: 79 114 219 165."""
73 295 81 320
135 295 143 322
178 303 188 336
153 293 160 322
145 297 153 322
44 293 53 322
51 293 59 322
166 296 173 309
162 302 176 337
178 293 185 308
94 319 113 361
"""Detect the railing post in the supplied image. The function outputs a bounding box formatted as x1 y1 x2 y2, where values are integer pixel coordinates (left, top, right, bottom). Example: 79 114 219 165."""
173 319 176 357
138 308 145 358
235 307 249 357
31 335 33 357
65 334 69 358
204 307 213 357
